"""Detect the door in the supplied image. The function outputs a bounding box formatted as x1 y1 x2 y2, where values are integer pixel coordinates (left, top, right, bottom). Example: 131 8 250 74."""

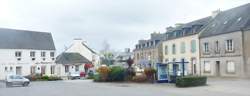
215 61 220 76
191 58 197 75
16 66 22 75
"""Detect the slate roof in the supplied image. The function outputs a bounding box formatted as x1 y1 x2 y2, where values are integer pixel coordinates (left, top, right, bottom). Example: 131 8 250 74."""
199 3 250 38
0 28 55 50
165 16 212 40
56 52 91 64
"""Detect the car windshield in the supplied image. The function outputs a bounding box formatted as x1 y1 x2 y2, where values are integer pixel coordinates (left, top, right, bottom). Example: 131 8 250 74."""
14 75 23 79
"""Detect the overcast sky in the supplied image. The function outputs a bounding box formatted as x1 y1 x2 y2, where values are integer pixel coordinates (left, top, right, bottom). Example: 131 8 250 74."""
0 0 249 53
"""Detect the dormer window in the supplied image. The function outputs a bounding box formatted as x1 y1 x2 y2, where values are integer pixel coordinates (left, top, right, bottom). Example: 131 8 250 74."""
212 24 216 27
237 17 242 22
224 21 228 24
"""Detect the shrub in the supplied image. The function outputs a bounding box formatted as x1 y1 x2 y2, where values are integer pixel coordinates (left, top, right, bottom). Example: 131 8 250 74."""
132 75 147 83
88 70 94 79
144 68 156 76
108 66 125 82
48 76 62 81
97 66 110 81
41 76 49 80
93 74 102 82
176 76 207 87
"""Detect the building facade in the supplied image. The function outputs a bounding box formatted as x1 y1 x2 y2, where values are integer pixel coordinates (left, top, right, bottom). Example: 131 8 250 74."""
134 32 164 69
162 17 211 76
0 28 56 80
199 3 250 78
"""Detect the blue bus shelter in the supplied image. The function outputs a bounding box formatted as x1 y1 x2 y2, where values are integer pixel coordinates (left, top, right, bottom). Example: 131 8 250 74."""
157 59 189 83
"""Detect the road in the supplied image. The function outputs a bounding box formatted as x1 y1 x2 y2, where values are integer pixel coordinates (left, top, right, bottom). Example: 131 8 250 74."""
0 78 250 96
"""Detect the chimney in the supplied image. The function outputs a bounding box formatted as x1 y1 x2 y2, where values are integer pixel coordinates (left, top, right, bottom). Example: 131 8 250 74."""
73 38 86 44
212 9 221 18
166 26 174 32
175 23 184 27
125 48 130 53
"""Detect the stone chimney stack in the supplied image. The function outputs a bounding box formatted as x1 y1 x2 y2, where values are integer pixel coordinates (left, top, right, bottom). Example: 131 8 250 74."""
73 38 86 44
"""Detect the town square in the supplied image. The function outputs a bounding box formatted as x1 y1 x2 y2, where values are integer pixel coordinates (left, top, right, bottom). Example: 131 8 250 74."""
0 0 250 96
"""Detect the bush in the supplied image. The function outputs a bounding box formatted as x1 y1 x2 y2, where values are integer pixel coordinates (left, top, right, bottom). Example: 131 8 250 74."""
41 76 49 80
144 68 156 76
108 66 125 82
97 66 110 81
93 74 102 82
25 74 61 81
48 76 62 81
87 70 94 79
132 75 147 83
176 76 207 87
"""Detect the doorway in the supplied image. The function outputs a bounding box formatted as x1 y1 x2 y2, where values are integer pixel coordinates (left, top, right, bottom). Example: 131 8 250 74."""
191 58 197 75
16 66 22 75
215 61 220 76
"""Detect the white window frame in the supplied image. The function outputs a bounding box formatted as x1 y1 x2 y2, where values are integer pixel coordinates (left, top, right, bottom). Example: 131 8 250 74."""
204 61 211 73
226 39 234 52
227 61 236 73
15 51 22 57
204 42 209 53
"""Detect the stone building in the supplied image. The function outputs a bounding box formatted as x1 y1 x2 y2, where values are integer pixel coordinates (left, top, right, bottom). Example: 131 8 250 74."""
134 32 165 69
199 3 250 78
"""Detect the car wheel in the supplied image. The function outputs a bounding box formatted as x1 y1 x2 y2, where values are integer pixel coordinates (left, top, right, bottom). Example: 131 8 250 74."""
23 82 29 87
6 82 12 87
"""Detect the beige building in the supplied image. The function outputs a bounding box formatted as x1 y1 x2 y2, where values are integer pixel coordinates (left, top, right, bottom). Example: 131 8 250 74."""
134 33 164 69
162 17 211 76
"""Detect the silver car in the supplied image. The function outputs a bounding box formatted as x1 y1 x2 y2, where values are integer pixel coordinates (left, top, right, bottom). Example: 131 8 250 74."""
5 75 30 87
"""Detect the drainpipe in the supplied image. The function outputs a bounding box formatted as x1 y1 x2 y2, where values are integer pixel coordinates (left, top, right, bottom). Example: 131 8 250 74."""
240 28 247 78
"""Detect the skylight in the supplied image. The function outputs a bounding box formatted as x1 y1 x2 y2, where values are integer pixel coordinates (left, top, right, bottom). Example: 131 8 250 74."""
224 21 228 24
237 17 242 22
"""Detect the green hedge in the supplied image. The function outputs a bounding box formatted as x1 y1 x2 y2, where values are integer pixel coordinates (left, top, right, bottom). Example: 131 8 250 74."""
108 66 125 82
176 76 207 87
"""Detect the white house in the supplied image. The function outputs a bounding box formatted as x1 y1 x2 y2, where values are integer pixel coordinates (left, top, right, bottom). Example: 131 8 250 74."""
55 52 91 78
0 28 56 80
64 38 100 68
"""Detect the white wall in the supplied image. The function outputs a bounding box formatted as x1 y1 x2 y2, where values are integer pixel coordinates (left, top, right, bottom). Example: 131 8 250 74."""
0 49 56 80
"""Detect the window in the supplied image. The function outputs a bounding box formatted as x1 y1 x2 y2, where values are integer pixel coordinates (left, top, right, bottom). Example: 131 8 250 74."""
10 67 13 71
215 41 219 52
227 61 235 73
165 59 169 63
51 66 55 74
4 67 7 72
75 65 79 72
41 66 46 74
180 42 185 53
226 39 233 51
164 45 168 55
191 40 196 53
30 66 36 74
30 51 35 57
204 61 211 72
41 52 46 57
204 42 209 53
50 52 55 57
172 44 176 54
15 51 22 57
65 65 69 73
32 58 36 61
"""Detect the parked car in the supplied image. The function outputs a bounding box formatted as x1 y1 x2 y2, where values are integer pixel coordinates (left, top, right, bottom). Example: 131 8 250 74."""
5 75 30 87
69 72 81 80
